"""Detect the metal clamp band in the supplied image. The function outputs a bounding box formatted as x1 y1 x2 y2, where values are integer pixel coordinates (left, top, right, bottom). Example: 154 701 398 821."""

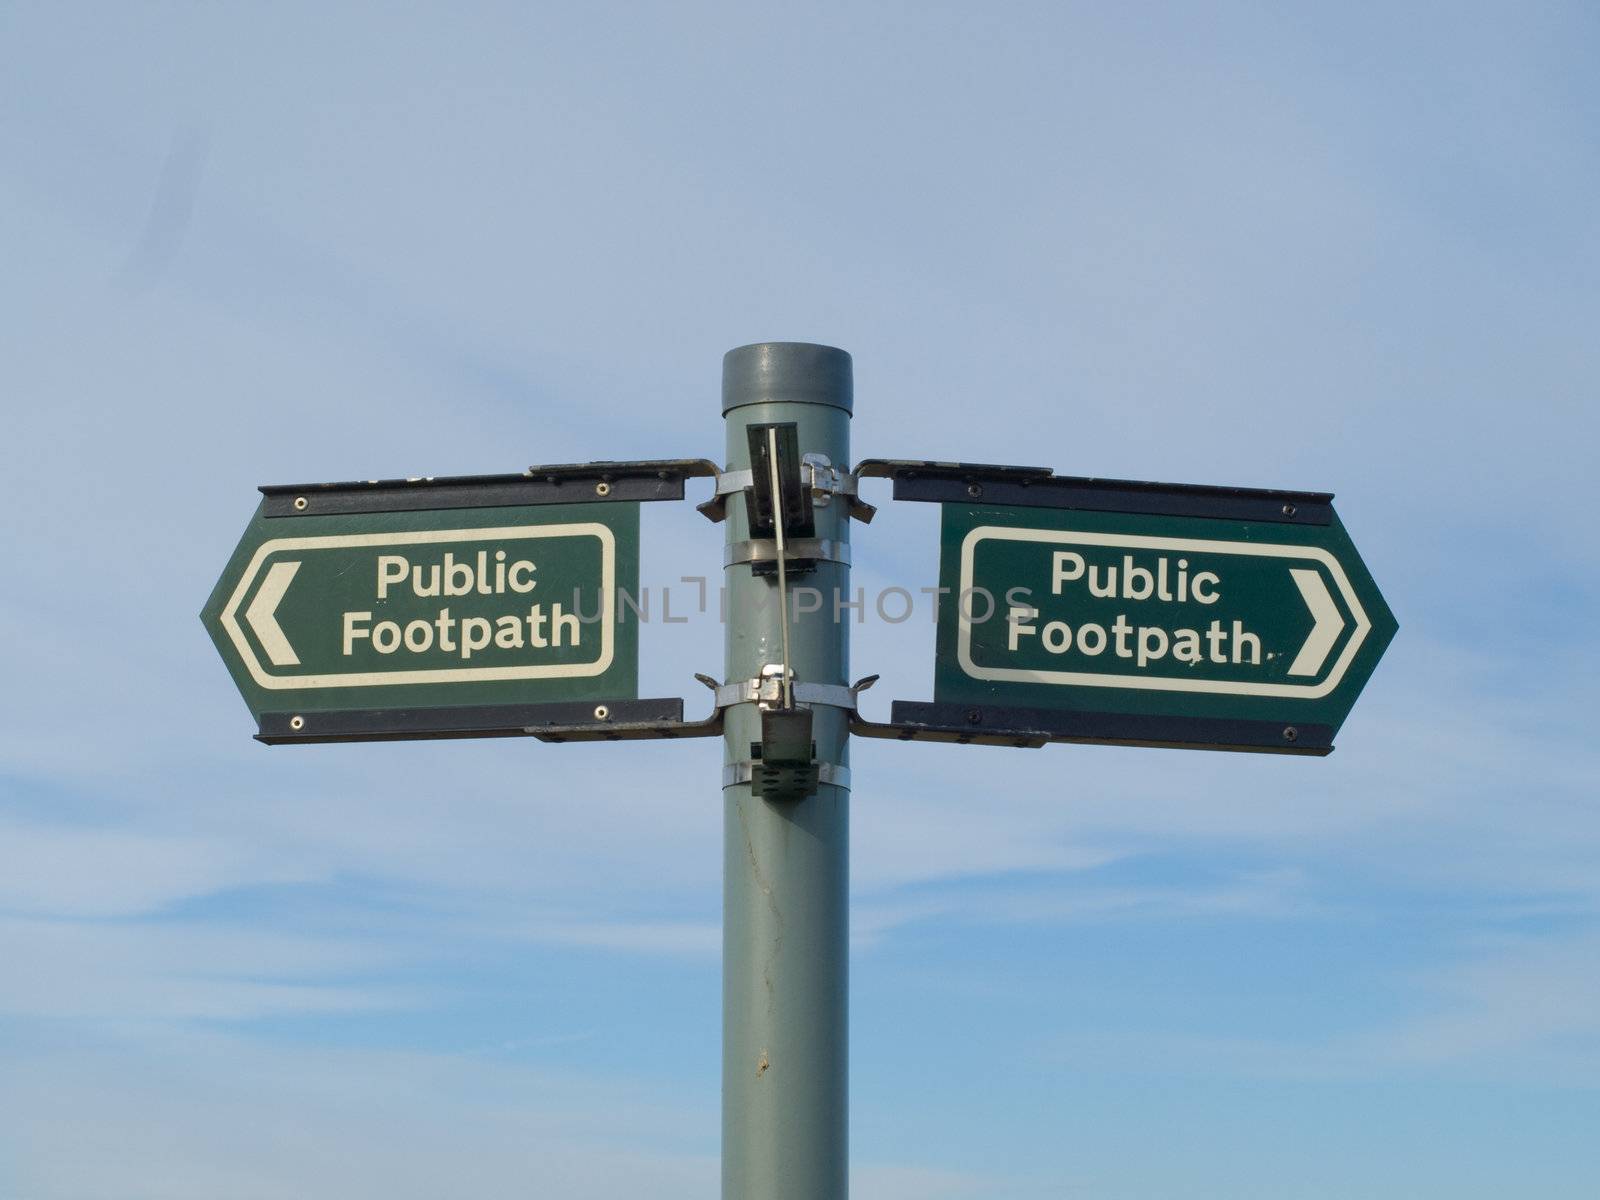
722 761 851 790
714 468 755 496
711 676 858 711
794 682 857 709
801 455 857 502
725 538 851 568
802 454 873 520
713 464 862 501
699 458 874 523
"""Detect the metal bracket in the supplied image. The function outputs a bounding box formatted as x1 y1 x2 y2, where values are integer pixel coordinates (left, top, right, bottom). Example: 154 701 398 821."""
724 537 851 572
849 700 1334 755
740 660 819 800
851 458 1333 525
698 455 874 523
848 707 1051 749
704 668 863 713
842 678 1055 748
723 760 851 792
256 697 723 745
802 453 875 522
525 704 724 744
694 665 866 800
262 459 721 518
853 458 1054 484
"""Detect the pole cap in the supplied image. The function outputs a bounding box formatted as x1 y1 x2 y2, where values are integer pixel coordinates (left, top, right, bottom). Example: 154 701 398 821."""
721 342 853 415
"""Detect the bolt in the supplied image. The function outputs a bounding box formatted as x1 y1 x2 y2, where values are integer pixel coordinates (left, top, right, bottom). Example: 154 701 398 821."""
966 710 982 725
1282 503 1296 517
967 483 983 498
1283 726 1298 742
595 481 612 497
593 704 610 721
293 496 308 511
289 715 305 731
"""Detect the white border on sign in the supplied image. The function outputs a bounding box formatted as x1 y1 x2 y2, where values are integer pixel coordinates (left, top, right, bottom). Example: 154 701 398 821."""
221 523 617 690
956 526 1371 700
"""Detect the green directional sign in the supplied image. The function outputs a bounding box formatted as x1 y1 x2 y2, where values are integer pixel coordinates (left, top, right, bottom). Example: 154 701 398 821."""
909 474 1396 754
202 479 640 742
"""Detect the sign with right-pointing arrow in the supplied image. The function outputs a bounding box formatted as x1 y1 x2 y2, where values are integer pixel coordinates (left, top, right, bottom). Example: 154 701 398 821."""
914 473 1397 754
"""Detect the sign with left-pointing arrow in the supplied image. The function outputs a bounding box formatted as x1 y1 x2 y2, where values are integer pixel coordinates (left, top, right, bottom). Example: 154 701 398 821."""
202 472 644 742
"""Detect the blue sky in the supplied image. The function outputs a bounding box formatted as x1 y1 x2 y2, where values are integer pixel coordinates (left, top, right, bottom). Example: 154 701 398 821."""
2 2 1598 1196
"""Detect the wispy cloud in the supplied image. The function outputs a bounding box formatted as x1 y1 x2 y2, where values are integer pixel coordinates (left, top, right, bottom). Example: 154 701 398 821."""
2 2 1598 1194
0 915 409 1022
1363 931 1600 1075
0 1026 718 1200
851 867 1320 950
0 1023 1054 1200
1042 928 1600 1088
507 916 720 958
0 818 319 919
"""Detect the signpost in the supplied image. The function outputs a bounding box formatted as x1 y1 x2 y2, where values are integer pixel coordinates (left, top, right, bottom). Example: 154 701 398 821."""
718 345 853 1199
202 345 1396 1199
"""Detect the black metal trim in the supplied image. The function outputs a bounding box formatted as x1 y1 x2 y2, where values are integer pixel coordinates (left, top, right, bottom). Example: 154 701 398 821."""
854 459 1332 525
855 458 1054 483
850 712 1049 748
895 476 1331 525
530 706 723 743
869 700 1333 756
255 697 721 745
260 459 719 518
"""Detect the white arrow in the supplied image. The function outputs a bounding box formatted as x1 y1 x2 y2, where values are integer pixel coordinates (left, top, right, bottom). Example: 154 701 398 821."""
245 560 302 667
1287 567 1344 677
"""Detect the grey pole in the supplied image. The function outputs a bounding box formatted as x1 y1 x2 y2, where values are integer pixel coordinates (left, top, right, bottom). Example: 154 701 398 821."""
721 343 853 1199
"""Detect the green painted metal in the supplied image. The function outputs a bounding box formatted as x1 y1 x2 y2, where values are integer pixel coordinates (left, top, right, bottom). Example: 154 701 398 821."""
933 501 1396 738
201 501 639 723
721 344 851 1200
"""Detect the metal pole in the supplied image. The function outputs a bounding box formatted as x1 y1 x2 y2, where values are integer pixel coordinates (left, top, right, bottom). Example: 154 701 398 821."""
722 343 853 1199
